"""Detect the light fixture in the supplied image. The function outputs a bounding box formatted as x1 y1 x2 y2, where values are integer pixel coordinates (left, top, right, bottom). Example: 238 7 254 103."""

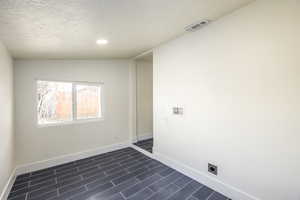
96 39 108 45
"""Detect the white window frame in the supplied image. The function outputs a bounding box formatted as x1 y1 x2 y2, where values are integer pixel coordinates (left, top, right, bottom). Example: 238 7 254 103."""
36 79 104 127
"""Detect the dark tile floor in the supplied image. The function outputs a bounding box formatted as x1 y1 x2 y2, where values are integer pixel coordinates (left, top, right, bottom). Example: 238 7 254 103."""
8 147 230 200
134 139 153 153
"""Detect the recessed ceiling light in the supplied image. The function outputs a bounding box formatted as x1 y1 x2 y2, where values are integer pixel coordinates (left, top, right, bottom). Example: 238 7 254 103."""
96 39 108 45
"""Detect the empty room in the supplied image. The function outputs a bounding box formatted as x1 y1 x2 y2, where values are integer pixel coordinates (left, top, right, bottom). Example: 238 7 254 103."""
0 1 299 200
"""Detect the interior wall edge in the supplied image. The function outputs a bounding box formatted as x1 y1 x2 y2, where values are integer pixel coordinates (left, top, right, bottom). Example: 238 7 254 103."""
0 168 16 200
0 41 15 200
128 60 137 144
130 144 155 160
131 133 153 143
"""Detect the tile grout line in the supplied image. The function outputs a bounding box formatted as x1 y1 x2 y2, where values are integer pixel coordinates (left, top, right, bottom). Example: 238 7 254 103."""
25 193 28 200
185 185 204 200
206 191 216 200
119 191 127 200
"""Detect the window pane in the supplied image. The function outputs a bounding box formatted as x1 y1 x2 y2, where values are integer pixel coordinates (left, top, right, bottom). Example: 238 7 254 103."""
76 85 101 119
37 81 72 124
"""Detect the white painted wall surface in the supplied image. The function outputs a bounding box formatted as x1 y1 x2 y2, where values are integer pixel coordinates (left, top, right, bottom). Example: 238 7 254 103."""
14 60 131 165
136 61 153 140
153 1 300 200
0 42 14 196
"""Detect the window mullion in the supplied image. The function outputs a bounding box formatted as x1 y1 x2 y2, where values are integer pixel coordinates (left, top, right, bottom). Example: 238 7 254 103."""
72 83 77 121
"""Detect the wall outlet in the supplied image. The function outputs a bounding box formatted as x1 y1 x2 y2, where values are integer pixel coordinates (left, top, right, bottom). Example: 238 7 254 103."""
208 163 218 175
177 107 183 115
173 107 183 115
173 107 179 114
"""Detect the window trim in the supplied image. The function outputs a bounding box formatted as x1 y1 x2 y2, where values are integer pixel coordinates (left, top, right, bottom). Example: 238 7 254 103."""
36 79 104 127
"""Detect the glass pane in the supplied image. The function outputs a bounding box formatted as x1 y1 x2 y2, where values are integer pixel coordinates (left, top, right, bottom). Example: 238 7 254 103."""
37 81 72 124
76 85 101 119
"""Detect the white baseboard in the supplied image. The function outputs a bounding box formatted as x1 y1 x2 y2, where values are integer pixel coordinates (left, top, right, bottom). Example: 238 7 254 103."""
130 144 155 159
0 168 16 200
153 152 260 200
132 133 153 143
15 141 130 176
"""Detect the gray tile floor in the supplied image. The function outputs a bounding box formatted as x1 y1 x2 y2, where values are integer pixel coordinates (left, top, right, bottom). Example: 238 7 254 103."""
8 147 230 200
134 139 153 153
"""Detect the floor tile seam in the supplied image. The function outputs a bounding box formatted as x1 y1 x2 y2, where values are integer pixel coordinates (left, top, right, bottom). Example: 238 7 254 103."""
123 168 130 174
25 193 28 200
122 161 146 169
17 161 86 181
135 176 164 195
73 183 106 199
206 191 216 200
145 183 181 200
118 159 137 166
25 171 56 180
122 173 164 198
85 170 128 190
27 183 58 196
176 179 194 188
57 186 61 196
60 167 107 181
60 186 88 200
98 158 130 169
17 170 52 181
8 191 29 200
25 174 86 196
11 173 91 200
186 185 205 200
15 176 52 187
103 171 109 176
97 177 138 199
21 172 71 186
77 181 116 200
110 180 117 186
103 163 124 173
27 187 58 200
11 182 31 194
147 172 183 193
79 175 84 181
13 181 30 188
10 180 60 198
119 191 127 200
122 179 151 196
126 162 146 170
63 185 89 199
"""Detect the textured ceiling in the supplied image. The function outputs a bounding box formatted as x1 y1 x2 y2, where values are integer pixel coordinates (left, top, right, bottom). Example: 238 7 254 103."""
0 0 254 59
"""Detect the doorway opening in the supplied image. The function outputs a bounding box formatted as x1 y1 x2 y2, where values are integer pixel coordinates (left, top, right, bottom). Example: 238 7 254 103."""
133 52 153 153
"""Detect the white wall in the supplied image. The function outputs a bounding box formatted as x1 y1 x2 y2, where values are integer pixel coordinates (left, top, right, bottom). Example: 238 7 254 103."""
0 42 14 197
136 60 153 140
153 1 300 200
14 59 131 165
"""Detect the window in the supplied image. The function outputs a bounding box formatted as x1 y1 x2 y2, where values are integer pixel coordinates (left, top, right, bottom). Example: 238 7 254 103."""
37 80 102 125
76 85 101 119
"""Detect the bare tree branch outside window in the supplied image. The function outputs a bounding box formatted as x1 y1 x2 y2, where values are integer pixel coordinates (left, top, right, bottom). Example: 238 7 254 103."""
37 81 72 124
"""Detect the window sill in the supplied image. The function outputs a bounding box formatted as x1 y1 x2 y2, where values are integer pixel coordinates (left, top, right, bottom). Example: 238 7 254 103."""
37 118 104 128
